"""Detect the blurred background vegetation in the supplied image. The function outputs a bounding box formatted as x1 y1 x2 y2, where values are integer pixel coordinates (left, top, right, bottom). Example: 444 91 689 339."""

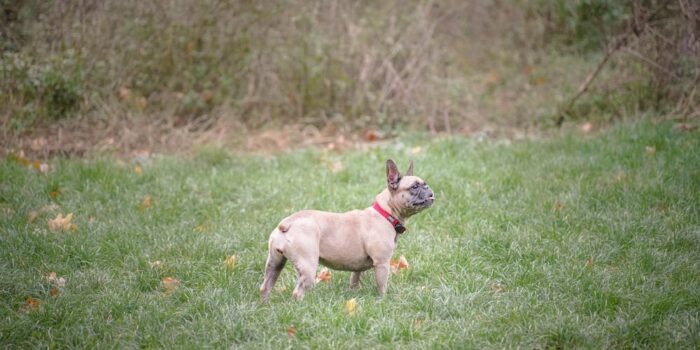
1 0 698 154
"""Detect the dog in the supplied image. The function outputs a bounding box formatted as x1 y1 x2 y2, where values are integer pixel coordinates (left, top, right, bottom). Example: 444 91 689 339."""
260 159 434 301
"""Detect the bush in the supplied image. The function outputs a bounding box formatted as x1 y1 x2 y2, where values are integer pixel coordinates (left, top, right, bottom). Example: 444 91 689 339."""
1 52 83 129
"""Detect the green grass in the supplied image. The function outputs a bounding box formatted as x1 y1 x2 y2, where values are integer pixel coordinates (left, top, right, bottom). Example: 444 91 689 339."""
1 121 699 349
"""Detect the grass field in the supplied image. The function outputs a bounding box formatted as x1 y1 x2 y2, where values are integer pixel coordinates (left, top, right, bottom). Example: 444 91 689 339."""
1 121 699 349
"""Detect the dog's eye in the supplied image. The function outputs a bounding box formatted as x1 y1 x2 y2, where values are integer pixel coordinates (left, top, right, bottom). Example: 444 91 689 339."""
411 183 420 189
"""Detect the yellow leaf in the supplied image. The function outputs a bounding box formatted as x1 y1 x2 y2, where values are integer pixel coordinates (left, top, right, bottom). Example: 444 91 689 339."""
48 213 75 232
140 195 153 209
645 146 656 156
133 165 143 175
225 255 237 271
490 282 505 294
411 146 422 155
195 220 212 233
315 267 332 283
345 298 357 316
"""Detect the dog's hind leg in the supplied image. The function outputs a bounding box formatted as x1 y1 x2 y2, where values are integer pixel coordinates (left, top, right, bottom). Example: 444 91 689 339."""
350 271 362 289
260 233 288 302
290 258 317 300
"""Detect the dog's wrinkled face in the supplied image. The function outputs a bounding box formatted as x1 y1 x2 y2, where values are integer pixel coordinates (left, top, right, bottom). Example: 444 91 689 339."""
386 159 434 217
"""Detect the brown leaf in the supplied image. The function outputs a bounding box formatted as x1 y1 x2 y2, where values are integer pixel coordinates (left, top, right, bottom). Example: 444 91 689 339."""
45 272 66 287
162 277 180 292
315 267 332 283
365 130 380 142
553 201 564 210
674 123 696 132
21 296 42 312
50 287 59 297
390 255 410 274
48 213 76 231
287 324 296 338
585 256 594 267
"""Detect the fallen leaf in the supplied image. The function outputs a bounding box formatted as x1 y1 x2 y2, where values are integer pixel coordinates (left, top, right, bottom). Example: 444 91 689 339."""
50 287 59 297
490 283 505 294
553 201 564 210
485 70 499 84
45 272 66 287
580 122 594 134
645 145 656 156
49 190 60 199
118 87 132 101
345 298 357 316
390 255 410 273
673 123 695 132
195 221 212 233
315 267 332 283
365 130 380 142
225 255 237 271
330 161 344 173
162 277 180 292
149 260 163 269
48 213 76 231
21 296 42 312
140 195 153 209
287 324 296 338
30 137 47 151
531 75 546 85
28 204 58 223
585 256 594 267
411 146 422 155
133 165 143 175
613 171 626 182
32 161 49 174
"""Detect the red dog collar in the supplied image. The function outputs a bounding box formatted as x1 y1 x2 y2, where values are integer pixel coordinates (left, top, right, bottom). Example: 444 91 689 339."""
372 201 406 234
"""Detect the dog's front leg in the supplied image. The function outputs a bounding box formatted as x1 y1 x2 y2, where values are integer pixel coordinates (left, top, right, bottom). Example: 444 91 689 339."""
350 271 362 289
373 261 390 295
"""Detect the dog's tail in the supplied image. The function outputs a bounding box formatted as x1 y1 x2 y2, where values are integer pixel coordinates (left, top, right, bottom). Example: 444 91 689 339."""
277 218 292 233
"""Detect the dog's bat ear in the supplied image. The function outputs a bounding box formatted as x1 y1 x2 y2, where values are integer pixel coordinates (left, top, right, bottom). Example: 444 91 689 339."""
405 160 414 176
386 159 401 191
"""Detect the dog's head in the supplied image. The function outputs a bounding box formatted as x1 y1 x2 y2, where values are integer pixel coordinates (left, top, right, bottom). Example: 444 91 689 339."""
386 159 434 217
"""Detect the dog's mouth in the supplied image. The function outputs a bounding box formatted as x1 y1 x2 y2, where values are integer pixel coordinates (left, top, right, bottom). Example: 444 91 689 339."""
414 196 435 207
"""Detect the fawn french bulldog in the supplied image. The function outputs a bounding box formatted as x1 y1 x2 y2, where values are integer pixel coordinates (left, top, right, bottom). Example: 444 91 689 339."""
260 159 434 301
